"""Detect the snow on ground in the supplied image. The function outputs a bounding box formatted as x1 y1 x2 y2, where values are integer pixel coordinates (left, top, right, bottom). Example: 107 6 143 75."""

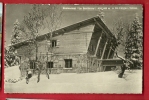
5 66 142 93
5 66 21 80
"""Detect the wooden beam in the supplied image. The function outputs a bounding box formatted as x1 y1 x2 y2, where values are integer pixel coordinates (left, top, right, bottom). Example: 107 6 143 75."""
94 19 110 38
96 60 99 72
103 44 111 71
91 58 94 71
107 45 112 59
98 39 108 72
47 52 48 61
87 59 89 72
107 48 111 59
97 61 99 71
94 32 103 57
96 60 98 71
101 40 108 59
89 57 97 72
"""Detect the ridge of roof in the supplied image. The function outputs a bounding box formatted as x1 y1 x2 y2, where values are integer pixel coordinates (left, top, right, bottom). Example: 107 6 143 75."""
8 16 115 48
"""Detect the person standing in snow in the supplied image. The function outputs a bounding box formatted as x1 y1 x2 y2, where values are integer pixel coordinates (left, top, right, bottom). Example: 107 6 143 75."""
118 60 127 78
19 58 32 84
20 58 29 77
36 61 42 83
26 67 32 84
36 61 50 83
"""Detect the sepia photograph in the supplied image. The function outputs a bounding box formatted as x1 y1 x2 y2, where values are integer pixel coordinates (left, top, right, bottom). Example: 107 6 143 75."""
5 4 143 93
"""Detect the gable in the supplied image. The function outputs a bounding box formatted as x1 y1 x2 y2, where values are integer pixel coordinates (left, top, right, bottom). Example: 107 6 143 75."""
38 24 94 54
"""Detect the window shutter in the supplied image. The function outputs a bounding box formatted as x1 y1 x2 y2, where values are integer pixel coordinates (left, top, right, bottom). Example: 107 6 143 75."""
47 40 51 46
56 40 60 47
70 59 72 68
52 62 53 68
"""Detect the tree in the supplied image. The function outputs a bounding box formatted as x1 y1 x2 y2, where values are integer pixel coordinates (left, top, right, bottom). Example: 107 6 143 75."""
22 4 62 61
16 5 62 83
10 19 33 61
111 14 143 78
7 5 62 82
5 46 18 67
11 19 25 45
125 14 143 69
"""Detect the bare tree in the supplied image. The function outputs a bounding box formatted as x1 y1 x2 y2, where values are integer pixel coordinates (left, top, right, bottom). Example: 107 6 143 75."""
22 5 62 61
21 5 62 83
8 5 63 83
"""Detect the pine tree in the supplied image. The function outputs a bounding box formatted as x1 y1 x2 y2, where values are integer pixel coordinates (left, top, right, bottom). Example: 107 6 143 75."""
125 14 143 68
11 19 22 44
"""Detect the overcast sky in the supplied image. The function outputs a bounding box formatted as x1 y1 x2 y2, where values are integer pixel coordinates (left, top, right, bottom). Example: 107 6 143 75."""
5 4 143 46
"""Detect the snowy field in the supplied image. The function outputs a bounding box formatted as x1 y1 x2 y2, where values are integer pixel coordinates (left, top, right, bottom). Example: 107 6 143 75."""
5 66 142 93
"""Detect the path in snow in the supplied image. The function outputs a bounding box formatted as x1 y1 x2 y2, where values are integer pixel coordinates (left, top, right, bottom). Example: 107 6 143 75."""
5 66 142 93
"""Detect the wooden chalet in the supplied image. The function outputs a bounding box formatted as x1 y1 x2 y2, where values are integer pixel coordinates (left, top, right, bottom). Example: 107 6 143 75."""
9 16 122 73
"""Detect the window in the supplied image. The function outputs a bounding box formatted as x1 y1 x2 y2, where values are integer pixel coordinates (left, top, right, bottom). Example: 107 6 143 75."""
52 40 57 47
65 59 72 68
50 40 60 47
30 60 36 69
47 62 53 68
97 49 102 58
